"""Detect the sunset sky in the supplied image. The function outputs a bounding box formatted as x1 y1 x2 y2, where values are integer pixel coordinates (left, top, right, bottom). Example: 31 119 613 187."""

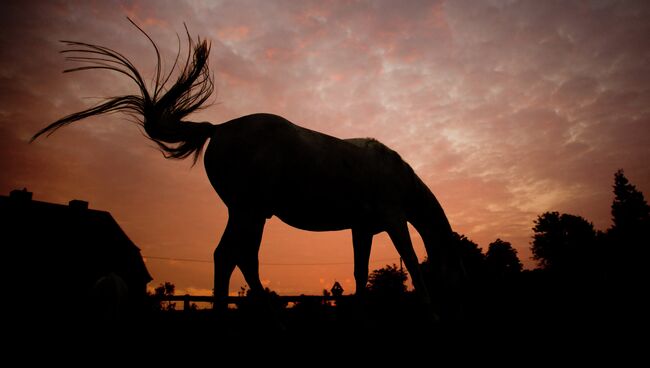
1 0 649 296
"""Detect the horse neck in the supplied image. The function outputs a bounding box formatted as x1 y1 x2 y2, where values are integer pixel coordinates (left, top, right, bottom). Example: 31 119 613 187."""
408 177 454 260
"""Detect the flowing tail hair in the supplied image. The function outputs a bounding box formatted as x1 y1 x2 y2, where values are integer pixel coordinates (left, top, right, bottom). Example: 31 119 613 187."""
30 18 215 165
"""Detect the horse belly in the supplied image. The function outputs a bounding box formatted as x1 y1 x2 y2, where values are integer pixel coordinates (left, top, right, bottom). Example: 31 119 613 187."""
273 202 355 232
270 185 386 232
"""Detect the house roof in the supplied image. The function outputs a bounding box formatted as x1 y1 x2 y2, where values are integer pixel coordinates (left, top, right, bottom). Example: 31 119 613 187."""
1 190 152 291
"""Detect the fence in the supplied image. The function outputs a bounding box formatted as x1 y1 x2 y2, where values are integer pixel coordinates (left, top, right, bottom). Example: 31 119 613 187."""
165 294 350 311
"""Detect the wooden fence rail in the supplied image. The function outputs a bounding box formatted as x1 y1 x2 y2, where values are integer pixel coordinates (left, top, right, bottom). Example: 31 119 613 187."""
164 294 350 311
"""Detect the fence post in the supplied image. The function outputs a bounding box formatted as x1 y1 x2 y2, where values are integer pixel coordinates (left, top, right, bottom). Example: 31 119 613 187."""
183 294 190 312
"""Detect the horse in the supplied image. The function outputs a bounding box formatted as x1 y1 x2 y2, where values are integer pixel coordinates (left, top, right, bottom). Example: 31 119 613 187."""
32 21 463 319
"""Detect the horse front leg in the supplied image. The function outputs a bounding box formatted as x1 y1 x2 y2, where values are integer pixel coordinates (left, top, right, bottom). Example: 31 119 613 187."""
352 228 373 297
387 220 439 323
350 228 373 326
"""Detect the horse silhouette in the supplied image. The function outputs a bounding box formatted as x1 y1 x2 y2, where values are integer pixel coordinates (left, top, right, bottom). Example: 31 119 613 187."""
32 21 463 318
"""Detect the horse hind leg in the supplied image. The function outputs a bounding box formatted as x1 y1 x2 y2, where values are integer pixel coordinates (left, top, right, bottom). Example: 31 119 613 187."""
213 211 266 313
232 213 266 296
228 211 288 330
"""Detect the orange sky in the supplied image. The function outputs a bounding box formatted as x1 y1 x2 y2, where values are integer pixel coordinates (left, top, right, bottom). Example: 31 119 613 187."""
1 0 649 295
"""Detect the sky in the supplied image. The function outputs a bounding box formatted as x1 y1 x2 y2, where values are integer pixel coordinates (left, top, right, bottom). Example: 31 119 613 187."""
1 0 649 296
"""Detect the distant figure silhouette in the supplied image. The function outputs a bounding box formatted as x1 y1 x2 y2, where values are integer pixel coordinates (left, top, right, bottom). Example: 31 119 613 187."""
331 281 344 297
32 20 462 319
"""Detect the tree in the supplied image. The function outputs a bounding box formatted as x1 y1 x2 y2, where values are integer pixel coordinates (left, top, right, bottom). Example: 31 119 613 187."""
322 289 332 306
152 281 176 311
454 232 486 280
367 264 408 298
611 169 650 234
608 169 650 281
485 239 522 280
531 212 596 274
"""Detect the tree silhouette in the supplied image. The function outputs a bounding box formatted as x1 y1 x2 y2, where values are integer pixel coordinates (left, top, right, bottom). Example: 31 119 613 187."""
367 264 408 298
611 169 650 234
454 232 485 280
531 212 596 274
152 282 176 311
322 289 332 306
485 239 522 280
607 169 650 282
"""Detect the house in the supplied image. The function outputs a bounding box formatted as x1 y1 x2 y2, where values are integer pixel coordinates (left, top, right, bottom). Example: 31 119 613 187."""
1 189 152 323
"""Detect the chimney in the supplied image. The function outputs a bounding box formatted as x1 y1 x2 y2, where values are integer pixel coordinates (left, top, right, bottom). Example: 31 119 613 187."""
10 188 33 202
68 199 89 210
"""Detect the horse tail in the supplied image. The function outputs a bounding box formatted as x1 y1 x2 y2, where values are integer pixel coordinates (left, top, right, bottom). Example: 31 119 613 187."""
31 19 216 165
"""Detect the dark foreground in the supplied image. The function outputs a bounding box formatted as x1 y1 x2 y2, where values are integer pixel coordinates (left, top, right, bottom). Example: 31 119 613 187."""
12 285 645 363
